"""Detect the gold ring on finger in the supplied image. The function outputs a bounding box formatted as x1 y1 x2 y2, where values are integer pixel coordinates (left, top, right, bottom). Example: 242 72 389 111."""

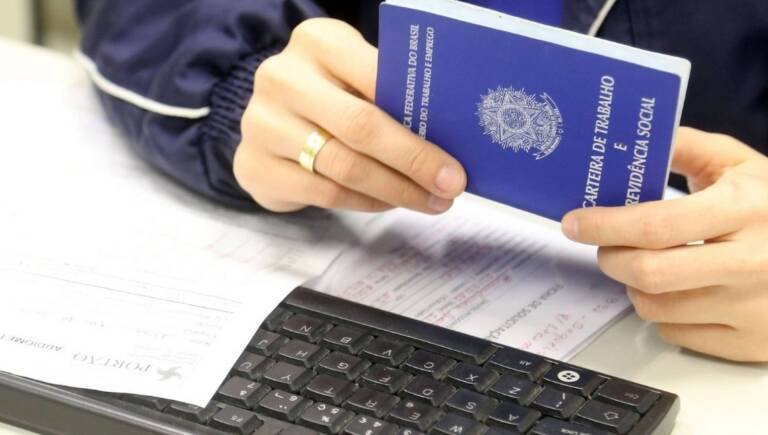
299 128 332 174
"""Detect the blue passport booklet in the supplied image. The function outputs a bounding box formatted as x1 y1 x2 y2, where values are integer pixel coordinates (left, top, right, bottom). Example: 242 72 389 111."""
375 0 691 220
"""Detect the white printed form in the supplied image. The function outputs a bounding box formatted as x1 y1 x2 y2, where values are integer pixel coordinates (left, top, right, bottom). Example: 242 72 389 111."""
313 197 632 360
0 79 353 406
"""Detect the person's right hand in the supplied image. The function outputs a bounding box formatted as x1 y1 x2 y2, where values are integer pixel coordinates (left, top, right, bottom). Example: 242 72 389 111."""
234 18 467 213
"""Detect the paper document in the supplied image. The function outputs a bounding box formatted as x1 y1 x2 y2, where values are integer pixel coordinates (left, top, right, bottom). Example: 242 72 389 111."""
0 77 352 406
312 197 631 360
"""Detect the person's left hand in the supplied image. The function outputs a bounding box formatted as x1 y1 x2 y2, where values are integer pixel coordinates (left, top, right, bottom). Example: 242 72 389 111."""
561 127 768 362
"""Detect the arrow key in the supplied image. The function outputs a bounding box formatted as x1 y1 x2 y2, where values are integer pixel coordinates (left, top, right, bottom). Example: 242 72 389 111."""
574 400 640 434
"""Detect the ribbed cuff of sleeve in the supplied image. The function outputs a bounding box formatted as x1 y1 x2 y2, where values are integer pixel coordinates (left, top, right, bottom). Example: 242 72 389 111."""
200 43 285 207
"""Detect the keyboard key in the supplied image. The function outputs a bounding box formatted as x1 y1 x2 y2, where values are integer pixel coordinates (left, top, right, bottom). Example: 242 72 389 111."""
258 389 311 422
122 395 170 411
250 329 289 356
487 349 551 381
216 377 270 409
165 402 218 424
299 402 355 434
345 388 399 418
319 351 371 381
431 413 483 435
529 417 611 435
542 366 604 397
485 427 523 435
403 350 455 379
210 406 263 434
233 352 274 380
264 308 293 331
263 361 313 392
343 414 396 435
360 364 411 394
387 399 440 431
278 339 328 368
531 388 584 419
402 376 454 407
281 314 331 342
486 401 540 433
446 363 498 392
362 337 413 366
574 400 640 434
488 375 541 405
396 430 425 435
280 425 320 435
305 374 357 405
443 389 496 420
595 380 659 414
323 325 372 354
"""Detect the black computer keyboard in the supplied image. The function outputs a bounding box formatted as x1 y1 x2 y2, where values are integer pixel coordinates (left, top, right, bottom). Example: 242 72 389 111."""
0 287 678 435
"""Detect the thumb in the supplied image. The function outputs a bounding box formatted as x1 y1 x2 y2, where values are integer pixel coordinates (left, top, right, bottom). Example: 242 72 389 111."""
671 127 757 185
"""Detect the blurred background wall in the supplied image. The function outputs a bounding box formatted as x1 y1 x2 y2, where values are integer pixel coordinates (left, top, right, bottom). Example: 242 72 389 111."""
0 0 79 52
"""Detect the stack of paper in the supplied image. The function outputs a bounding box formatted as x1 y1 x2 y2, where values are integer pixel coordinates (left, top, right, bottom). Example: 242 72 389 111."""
0 77 353 407
312 197 631 360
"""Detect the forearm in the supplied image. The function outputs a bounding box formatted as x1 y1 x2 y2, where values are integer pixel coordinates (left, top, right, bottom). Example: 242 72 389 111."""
76 0 325 206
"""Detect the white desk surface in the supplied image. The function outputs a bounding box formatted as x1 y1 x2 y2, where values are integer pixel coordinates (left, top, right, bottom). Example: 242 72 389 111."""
0 38 766 435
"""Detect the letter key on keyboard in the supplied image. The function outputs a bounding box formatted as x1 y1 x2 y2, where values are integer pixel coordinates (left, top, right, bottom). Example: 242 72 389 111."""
216 377 270 408
488 374 541 405
387 399 440 431
233 352 274 380
263 361 313 392
362 337 413 366
432 413 483 435
318 351 370 381
486 401 540 433
403 350 455 378
443 388 496 419
304 374 356 405
278 339 328 367
360 364 411 394
345 387 399 418
446 363 497 392
250 329 288 356
281 314 330 342
322 325 372 354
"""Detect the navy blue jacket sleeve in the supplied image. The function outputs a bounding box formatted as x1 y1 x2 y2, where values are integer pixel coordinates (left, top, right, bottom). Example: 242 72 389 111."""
76 0 325 207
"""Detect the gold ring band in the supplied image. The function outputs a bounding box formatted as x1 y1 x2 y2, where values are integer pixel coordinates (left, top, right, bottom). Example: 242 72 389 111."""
299 129 332 173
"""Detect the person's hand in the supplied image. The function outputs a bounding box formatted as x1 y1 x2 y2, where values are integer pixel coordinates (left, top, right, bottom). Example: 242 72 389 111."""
234 18 466 214
561 127 768 362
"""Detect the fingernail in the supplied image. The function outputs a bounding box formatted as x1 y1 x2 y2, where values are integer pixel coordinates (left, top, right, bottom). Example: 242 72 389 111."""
562 215 579 239
428 195 453 212
435 165 463 195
